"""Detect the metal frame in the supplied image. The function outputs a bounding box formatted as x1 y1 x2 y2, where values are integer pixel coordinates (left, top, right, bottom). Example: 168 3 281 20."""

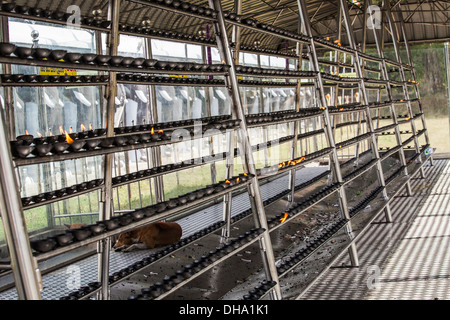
0 0 435 301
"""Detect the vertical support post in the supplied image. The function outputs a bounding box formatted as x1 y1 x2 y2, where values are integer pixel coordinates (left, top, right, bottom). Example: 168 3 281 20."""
221 0 241 241
209 0 281 299
97 0 120 300
445 43 450 143
0 110 42 299
297 0 358 267
144 36 165 203
288 20 304 202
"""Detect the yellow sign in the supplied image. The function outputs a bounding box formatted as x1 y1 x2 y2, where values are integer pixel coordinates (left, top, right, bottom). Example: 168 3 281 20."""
40 67 77 76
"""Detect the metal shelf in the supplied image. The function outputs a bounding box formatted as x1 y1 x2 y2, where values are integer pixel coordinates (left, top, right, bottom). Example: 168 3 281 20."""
31 176 252 261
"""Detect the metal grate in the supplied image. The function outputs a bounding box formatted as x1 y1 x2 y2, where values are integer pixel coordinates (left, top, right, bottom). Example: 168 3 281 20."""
301 159 450 300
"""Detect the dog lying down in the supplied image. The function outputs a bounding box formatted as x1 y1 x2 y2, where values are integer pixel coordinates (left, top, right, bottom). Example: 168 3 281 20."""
113 222 182 252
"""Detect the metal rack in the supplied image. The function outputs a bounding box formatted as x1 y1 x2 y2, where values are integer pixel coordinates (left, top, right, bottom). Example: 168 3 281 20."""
0 0 434 300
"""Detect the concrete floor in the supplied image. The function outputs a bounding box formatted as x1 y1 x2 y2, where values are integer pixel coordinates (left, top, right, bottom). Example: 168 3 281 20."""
300 158 450 300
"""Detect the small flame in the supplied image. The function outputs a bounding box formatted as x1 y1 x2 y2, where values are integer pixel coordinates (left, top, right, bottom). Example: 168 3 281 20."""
89 123 93 131
151 127 155 135
405 117 410 121
280 212 288 223
25 130 30 135
81 124 86 132
59 125 64 135
158 129 164 133
49 130 54 136
64 130 74 144
236 177 240 183
69 127 73 134
37 131 43 138
225 180 230 184
243 173 248 176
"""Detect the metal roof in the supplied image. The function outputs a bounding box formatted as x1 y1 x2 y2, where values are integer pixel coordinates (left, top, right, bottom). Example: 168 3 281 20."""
7 0 450 51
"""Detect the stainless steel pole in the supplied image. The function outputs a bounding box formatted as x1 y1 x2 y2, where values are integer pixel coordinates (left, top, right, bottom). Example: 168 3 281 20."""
98 0 121 300
0 107 42 300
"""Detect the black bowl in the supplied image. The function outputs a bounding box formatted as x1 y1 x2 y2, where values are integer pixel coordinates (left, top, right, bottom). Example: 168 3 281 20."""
33 48 52 60
121 56 134 67
81 53 98 64
155 202 167 213
14 46 33 59
65 52 83 63
130 210 145 221
132 58 146 68
13 144 34 158
33 143 53 156
86 223 106 236
95 55 111 65
155 61 168 69
52 142 69 154
30 238 57 253
71 228 92 241
99 137 115 148
21 196 33 206
1 3 15 12
0 42 16 56
16 134 34 145
24 74 37 83
118 214 133 226
114 136 127 146
68 140 85 152
84 139 101 150
99 219 120 231
55 232 74 246
28 7 42 16
144 59 158 68
50 50 67 61
110 56 124 67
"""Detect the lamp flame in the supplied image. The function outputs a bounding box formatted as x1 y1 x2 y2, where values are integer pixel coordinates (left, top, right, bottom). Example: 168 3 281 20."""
280 212 288 223
81 124 86 132
151 127 155 135
37 131 43 138
25 130 30 135
64 130 74 144
59 125 64 135
89 123 93 131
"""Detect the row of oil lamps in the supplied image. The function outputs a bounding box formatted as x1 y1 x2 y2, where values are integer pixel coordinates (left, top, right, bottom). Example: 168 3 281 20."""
0 42 229 73
10 116 237 159
128 227 266 300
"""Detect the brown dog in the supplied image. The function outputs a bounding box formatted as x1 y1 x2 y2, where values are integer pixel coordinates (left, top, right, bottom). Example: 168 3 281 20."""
113 222 182 252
